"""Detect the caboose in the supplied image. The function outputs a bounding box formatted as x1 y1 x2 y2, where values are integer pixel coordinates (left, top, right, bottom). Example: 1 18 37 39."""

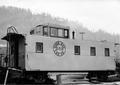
1 24 116 83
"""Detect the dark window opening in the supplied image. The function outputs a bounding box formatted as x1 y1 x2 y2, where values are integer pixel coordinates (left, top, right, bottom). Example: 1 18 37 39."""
105 48 110 56
74 46 80 55
36 42 43 53
43 27 48 36
90 47 96 56
30 30 34 35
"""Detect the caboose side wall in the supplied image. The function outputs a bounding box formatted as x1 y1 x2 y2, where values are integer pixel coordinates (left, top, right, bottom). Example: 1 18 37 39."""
115 45 120 64
25 35 115 71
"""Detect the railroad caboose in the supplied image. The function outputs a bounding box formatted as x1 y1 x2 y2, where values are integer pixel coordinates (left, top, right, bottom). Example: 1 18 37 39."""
2 24 116 83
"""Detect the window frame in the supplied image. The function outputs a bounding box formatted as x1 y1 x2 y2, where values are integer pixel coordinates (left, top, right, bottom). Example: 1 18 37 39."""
58 28 64 38
50 27 69 39
35 26 43 35
74 45 80 55
36 42 43 53
43 26 49 36
90 47 96 56
105 48 110 56
50 27 58 37
64 29 69 38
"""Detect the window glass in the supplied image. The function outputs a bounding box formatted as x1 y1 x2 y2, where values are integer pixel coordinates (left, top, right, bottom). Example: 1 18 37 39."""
74 46 80 55
64 29 69 38
58 29 64 37
90 47 96 56
36 26 43 35
43 27 48 36
50 28 58 37
105 48 110 56
30 30 34 35
36 42 43 53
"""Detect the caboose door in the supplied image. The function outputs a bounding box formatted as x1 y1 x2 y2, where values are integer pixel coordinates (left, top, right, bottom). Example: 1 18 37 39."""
10 39 19 68
2 33 25 68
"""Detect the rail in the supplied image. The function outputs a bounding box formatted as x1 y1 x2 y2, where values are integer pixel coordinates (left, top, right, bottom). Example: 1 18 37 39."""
7 26 18 34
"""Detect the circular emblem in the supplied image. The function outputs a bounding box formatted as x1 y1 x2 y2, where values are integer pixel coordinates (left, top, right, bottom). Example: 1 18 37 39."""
53 41 66 56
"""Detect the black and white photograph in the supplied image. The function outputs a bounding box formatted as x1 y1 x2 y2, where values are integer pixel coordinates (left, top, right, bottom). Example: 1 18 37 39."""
0 0 120 85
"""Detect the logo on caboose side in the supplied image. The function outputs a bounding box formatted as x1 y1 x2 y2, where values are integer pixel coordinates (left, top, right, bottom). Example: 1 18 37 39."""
53 41 66 56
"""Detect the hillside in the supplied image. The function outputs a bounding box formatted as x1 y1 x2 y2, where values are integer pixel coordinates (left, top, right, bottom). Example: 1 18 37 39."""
0 6 119 44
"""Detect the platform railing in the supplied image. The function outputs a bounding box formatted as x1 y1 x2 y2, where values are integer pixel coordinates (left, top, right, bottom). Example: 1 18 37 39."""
7 26 18 34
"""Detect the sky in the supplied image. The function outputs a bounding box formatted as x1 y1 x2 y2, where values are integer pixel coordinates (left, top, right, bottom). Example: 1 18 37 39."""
0 0 120 34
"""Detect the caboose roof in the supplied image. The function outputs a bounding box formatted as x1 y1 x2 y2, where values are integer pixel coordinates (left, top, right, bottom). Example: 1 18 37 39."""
34 23 70 29
2 33 24 41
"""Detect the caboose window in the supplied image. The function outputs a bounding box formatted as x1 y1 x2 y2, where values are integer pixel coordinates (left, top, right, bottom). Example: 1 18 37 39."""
30 30 34 35
105 48 110 56
36 42 43 53
50 28 58 37
64 29 69 38
35 26 43 35
43 27 48 36
74 46 80 55
90 47 96 56
58 29 64 37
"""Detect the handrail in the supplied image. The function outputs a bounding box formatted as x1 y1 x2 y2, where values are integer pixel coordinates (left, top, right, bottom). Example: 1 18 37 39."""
7 26 18 34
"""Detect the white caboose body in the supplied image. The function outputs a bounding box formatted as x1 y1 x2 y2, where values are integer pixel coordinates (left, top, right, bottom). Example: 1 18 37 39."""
25 35 115 71
1 24 116 83
2 24 116 71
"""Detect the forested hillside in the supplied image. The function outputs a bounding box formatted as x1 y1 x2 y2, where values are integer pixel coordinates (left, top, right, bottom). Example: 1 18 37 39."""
0 6 119 44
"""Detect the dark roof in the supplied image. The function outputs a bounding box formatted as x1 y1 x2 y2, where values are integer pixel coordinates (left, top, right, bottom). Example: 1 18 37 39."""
2 33 24 41
36 23 70 29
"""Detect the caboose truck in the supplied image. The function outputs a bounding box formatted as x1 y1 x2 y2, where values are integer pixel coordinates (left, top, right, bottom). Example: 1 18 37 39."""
1 24 116 84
